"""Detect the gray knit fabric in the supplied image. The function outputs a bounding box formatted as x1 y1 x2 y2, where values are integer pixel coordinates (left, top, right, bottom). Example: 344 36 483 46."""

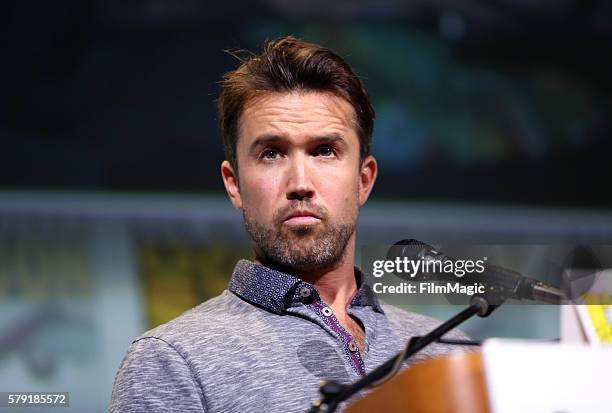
110 260 470 412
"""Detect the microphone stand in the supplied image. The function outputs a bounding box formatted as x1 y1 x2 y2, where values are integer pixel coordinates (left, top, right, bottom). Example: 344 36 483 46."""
307 295 497 413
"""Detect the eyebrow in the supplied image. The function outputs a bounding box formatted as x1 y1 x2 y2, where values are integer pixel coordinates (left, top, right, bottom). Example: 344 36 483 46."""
248 133 348 155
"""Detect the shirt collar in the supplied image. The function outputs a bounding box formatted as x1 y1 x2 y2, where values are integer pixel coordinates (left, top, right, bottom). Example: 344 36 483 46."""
228 259 384 315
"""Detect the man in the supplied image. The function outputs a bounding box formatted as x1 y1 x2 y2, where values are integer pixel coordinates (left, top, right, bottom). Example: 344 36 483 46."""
110 36 467 413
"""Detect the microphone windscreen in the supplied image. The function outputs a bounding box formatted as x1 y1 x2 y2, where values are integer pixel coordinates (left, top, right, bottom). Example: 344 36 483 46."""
386 239 431 263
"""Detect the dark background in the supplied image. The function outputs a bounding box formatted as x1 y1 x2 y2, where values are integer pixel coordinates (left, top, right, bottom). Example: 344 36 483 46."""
3 0 612 207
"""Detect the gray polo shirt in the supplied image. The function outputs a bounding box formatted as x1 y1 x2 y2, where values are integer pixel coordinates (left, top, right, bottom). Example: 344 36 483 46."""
110 260 468 412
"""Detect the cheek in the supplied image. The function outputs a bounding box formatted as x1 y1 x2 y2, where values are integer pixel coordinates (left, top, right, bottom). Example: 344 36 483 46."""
319 173 359 212
241 172 282 208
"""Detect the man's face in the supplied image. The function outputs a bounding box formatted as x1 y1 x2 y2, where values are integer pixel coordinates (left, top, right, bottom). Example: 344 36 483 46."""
221 91 376 273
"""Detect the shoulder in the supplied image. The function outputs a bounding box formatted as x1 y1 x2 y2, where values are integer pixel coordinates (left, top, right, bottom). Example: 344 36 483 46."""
134 290 260 351
111 333 207 412
113 290 261 395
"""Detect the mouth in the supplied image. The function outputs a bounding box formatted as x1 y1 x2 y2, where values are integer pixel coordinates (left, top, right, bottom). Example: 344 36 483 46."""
283 210 321 226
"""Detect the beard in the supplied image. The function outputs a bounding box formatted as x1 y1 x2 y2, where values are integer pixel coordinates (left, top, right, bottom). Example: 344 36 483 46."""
243 201 356 273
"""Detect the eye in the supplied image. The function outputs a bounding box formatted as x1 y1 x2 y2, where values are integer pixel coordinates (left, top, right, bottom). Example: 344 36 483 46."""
316 145 335 157
261 148 280 160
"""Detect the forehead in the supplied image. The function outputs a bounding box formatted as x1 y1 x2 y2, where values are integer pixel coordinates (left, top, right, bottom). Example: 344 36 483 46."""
237 91 359 146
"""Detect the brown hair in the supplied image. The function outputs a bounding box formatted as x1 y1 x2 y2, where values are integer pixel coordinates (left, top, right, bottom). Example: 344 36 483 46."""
218 36 375 171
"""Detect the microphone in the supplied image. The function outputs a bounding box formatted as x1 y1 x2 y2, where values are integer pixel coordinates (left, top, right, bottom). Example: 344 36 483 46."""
387 239 566 304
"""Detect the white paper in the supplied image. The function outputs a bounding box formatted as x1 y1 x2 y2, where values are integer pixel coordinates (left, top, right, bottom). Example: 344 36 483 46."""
483 339 612 413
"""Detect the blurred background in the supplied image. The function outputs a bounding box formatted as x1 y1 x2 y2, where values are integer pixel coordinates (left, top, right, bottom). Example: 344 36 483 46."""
2 0 612 411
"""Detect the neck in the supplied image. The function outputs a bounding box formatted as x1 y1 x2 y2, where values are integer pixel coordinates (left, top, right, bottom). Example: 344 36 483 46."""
303 245 357 312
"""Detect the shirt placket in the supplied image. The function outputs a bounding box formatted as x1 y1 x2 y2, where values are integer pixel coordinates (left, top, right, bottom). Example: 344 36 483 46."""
290 285 367 376
309 301 366 376
347 306 379 369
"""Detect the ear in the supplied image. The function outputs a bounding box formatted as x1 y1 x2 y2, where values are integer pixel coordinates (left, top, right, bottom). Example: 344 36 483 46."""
221 160 243 209
358 155 377 206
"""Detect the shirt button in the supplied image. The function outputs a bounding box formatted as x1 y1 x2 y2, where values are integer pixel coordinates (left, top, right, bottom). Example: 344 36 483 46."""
348 340 358 352
321 307 333 317
299 287 311 298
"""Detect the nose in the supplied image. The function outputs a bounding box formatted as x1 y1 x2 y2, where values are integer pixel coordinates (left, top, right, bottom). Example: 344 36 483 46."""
286 154 315 201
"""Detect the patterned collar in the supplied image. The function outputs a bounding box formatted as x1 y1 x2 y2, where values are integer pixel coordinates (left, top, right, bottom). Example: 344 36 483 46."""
228 259 385 315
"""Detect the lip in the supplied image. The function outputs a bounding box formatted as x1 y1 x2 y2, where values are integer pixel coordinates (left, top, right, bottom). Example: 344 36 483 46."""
283 210 321 225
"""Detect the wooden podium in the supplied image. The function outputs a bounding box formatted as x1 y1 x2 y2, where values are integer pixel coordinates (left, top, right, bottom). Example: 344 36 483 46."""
345 352 490 413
